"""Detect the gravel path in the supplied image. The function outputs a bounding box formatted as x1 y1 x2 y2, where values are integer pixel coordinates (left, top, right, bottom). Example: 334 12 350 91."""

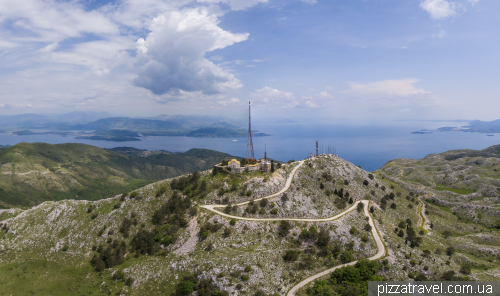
201 159 387 295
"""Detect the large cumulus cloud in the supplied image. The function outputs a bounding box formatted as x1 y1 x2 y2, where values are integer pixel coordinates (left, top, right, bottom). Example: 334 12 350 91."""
132 7 248 96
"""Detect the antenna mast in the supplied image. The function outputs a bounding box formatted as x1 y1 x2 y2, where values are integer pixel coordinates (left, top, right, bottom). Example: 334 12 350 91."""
246 101 255 161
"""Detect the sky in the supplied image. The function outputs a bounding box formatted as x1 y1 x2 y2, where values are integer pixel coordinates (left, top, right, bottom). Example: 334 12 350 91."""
0 0 499 122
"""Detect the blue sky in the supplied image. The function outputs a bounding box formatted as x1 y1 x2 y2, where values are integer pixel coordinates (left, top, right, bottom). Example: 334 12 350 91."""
0 0 499 122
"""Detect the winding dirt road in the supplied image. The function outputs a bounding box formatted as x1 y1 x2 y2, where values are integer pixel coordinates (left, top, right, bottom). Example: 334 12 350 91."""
200 160 386 295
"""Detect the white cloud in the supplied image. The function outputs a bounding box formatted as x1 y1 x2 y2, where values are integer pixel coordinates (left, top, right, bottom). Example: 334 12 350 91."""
468 0 479 5
420 0 459 19
317 91 334 98
196 0 268 11
433 29 446 38
399 108 411 112
345 79 427 97
217 97 241 105
301 0 318 4
251 87 298 108
0 40 20 48
344 79 437 106
132 7 249 95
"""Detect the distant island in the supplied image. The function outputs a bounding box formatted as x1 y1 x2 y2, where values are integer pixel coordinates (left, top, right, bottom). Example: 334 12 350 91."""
2 113 271 141
412 119 500 134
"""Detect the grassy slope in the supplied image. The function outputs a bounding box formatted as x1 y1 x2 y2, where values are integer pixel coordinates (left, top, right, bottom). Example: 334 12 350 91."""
0 143 236 208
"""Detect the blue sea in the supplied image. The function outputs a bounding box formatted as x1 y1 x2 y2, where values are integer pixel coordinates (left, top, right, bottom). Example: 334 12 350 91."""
0 121 498 172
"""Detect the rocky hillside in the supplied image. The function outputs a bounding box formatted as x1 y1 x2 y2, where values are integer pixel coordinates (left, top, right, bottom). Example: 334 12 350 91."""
379 144 500 228
0 150 499 296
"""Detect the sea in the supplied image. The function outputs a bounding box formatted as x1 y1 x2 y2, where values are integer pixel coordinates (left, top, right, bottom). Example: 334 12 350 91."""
0 121 498 172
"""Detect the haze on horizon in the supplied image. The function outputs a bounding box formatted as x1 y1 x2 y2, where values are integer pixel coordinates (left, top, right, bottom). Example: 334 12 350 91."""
0 0 499 123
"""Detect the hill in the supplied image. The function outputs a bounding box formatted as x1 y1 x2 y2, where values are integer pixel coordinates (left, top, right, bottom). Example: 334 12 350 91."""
0 149 499 295
0 143 237 208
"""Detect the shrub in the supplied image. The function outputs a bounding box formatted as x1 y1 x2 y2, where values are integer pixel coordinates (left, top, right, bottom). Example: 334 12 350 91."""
357 202 364 212
369 206 374 213
125 278 134 286
460 265 471 275
363 180 369 186
390 203 397 209
283 250 300 262
278 220 292 236
223 228 231 238
368 173 374 180
130 191 138 198
410 259 417 266
381 186 386 191
259 199 268 207
230 218 237 226
244 265 252 272
342 250 354 263
62 245 69 252
361 235 369 242
446 246 455 256
241 275 250 281
443 230 452 238
271 208 278 215
107 238 113 244
113 270 125 280
114 203 121 210
419 230 424 235
91 213 98 220
364 224 372 231
349 226 357 235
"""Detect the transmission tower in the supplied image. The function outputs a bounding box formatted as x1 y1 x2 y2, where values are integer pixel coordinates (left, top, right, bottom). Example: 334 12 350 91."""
246 101 255 161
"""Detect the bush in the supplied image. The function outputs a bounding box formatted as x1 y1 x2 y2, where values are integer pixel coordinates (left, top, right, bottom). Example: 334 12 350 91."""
357 202 364 212
244 265 252 272
62 245 69 252
271 208 278 215
349 226 357 235
283 250 300 262
278 220 291 236
443 230 452 238
130 191 138 198
363 180 369 186
390 203 397 209
364 224 372 231
361 235 369 242
446 246 455 256
369 206 374 213
342 250 354 263
460 265 471 275
113 270 125 280
368 173 374 180
125 277 134 286
230 218 236 226
259 199 268 207
241 275 250 281
114 203 121 210
91 213 98 220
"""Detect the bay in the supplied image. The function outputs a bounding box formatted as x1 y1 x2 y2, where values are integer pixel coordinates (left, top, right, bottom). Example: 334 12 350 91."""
0 121 498 172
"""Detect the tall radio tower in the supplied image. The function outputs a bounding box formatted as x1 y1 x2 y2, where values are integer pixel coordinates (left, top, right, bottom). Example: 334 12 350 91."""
246 101 255 161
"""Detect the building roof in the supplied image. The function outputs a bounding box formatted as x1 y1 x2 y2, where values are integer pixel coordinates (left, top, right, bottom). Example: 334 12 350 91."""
229 159 240 164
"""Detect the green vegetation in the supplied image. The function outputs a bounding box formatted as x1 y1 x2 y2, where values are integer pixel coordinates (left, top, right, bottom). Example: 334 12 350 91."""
434 184 475 195
0 143 235 207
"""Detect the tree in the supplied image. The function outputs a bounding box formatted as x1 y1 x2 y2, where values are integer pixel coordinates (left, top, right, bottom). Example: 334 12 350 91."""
368 173 374 180
390 203 397 209
363 180 369 186
369 206 374 213
443 230 452 238
364 224 372 232
398 229 404 237
381 186 386 191
271 160 275 172
259 199 268 207
357 202 364 213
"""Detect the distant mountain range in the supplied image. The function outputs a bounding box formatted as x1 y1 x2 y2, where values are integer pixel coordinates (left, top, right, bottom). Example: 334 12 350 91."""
413 119 500 134
0 112 270 140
